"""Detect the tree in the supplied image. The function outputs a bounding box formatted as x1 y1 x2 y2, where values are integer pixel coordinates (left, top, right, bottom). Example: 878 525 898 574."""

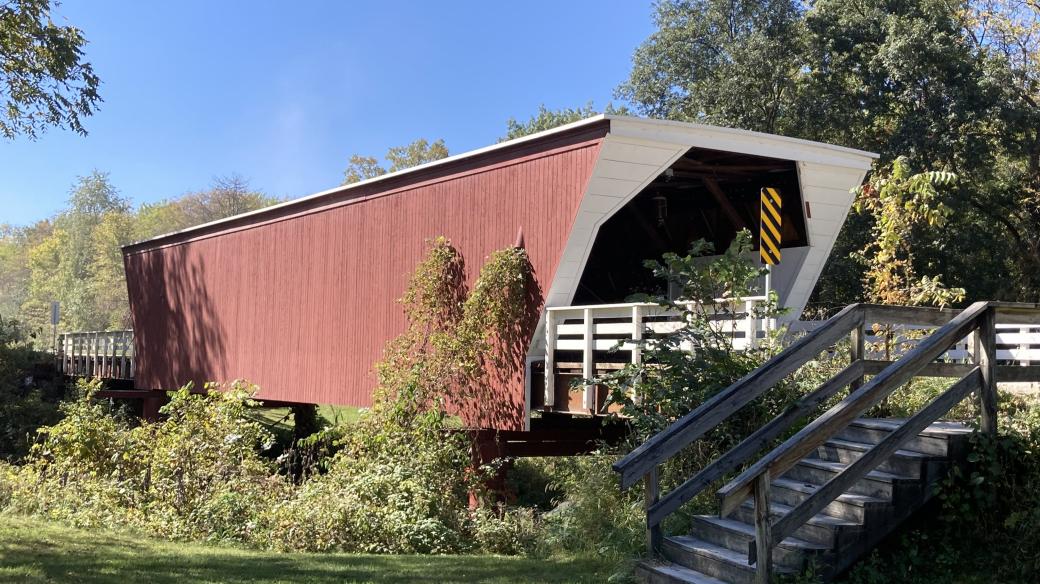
617 0 806 134
177 175 279 227
20 172 131 333
0 0 101 139
0 226 31 319
134 175 279 241
88 211 134 329
958 1 1040 295
620 0 1039 306
500 102 629 141
342 138 449 185
854 158 965 308
341 155 385 186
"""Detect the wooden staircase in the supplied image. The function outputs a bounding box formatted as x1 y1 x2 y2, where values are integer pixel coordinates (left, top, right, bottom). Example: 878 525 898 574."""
637 418 971 583
613 302 1040 583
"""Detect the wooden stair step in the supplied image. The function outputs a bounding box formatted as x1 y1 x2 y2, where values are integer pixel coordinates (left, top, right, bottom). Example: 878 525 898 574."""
815 437 935 478
770 477 889 523
732 500 863 548
635 560 731 584
838 418 972 457
857 418 973 439
661 536 795 584
786 458 917 500
691 515 828 570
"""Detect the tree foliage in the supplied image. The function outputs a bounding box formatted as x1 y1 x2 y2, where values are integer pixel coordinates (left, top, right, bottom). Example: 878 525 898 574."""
373 236 535 429
618 0 805 134
500 102 629 141
342 138 449 185
20 171 132 333
0 174 277 340
854 157 965 308
134 175 279 241
621 0 1040 307
0 318 64 460
0 0 101 139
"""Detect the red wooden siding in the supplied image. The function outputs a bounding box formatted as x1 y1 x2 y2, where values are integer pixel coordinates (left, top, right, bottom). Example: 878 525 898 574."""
123 126 607 431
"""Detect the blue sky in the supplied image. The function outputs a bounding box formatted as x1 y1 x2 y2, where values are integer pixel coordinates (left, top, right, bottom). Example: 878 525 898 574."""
0 1 655 226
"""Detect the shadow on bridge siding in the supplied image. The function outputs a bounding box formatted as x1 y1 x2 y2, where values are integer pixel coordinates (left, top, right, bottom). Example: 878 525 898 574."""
126 242 228 393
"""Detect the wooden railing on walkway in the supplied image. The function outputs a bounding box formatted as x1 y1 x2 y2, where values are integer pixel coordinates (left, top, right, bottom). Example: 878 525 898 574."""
791 319 1040 365
544 296 772 410
57 330 135 380
612 302 1040 583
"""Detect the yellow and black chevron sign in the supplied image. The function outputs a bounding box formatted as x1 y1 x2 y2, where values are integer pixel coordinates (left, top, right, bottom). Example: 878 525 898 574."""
760 187 782 265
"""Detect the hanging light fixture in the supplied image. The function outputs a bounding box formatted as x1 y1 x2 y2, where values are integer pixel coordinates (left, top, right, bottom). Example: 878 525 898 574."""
653 193 668 227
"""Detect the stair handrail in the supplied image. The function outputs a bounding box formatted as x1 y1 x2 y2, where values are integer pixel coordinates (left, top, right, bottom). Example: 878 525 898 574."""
717 301 1040 583
644 361 866 529
616 300 1040 583
715 300 992 516
611 302 966 491
612 302 867 491
760 366 981 559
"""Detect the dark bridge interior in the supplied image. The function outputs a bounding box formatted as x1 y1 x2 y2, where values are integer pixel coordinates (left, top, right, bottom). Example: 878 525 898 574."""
572 146 808 304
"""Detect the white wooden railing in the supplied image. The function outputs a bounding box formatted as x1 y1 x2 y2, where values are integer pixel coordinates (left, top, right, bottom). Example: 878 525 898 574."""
792 321 1040 366
543 297 772 410
57 330 135 380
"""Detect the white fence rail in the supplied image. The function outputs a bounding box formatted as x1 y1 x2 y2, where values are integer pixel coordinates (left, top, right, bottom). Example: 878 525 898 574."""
544 297 772 410
792 321 1040 366
57 330 135 380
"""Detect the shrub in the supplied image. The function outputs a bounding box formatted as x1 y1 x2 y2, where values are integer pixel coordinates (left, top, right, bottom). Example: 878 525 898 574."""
470 505 540 556
261 412 474 554
2 379 286 541
535 455 644 563
0 317 65 460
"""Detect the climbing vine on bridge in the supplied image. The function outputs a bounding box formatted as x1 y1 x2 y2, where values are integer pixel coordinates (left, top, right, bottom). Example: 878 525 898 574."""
371 236 536 431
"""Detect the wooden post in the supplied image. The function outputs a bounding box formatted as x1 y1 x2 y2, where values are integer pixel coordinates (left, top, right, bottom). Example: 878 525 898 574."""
110 334 118 377
644 466 661 556
118 333 126 378
129 332 135 378
631 305 643 366
1019 326 1029 367
977 307 998 435
850 321 865 391
632 305 643 405
544 311 556 408
746 299 757 349
753 471 773 584
91 332 99 377
583 308 595 412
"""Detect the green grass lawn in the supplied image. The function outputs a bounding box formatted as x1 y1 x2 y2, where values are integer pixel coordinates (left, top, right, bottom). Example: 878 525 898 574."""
0 515 609 584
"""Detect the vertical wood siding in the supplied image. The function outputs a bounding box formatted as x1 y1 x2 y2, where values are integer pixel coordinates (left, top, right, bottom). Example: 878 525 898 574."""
124 133 604 430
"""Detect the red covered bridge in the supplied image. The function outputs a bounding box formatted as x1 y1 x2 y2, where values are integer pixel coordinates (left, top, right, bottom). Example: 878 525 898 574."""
65 116 877 441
